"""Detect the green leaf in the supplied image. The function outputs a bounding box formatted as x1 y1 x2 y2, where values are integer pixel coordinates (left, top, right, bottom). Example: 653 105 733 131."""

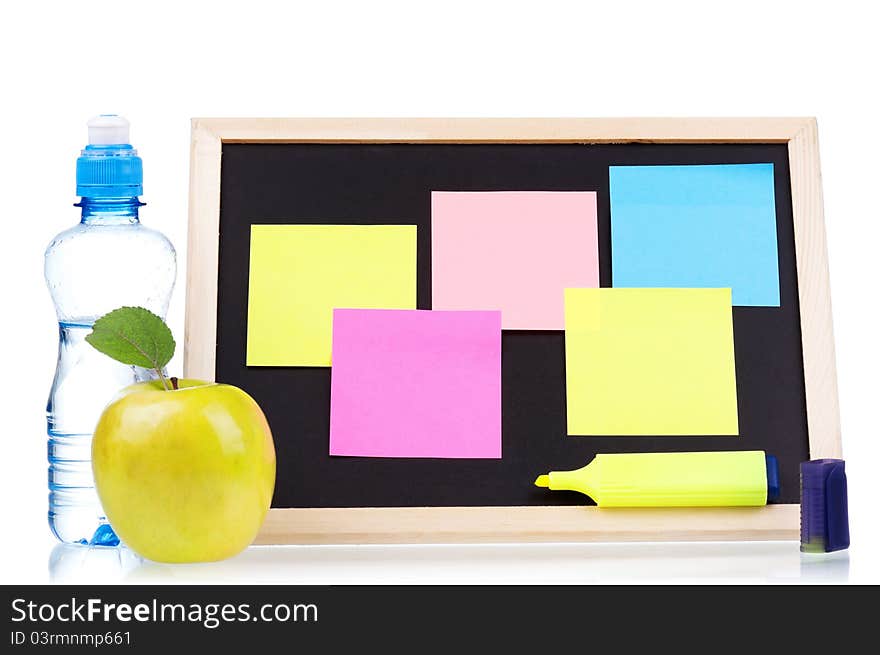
85 306 175 370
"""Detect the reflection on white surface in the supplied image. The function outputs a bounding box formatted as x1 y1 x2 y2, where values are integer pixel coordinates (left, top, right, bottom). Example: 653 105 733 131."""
49 543 143 583
48 541 850 584
798 549 851 582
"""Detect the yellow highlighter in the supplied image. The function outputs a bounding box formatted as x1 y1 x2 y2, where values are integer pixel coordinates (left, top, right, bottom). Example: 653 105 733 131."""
534 451 780 507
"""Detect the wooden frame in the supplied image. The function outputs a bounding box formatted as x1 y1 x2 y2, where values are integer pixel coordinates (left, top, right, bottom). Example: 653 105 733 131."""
186 118 840 544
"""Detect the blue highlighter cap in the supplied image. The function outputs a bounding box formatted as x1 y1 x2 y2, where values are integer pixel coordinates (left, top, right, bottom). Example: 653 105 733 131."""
800 459 850 553
765 454 780 502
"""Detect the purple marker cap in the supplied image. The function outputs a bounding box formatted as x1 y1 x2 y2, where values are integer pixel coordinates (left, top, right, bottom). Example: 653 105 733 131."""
800 459 850 553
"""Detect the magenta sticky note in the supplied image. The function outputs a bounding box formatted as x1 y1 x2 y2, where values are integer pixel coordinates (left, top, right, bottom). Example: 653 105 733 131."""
432 191 599 329
329 309 502 458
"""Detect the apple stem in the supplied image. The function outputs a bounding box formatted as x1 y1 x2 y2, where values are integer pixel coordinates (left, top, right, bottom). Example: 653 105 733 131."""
156 367 170 391
170 376 179 390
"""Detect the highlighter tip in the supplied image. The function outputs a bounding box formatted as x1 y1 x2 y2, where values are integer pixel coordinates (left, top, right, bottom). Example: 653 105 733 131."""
534 474 550 488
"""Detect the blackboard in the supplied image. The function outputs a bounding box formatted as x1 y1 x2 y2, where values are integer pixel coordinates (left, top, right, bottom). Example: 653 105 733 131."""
186 119 840 543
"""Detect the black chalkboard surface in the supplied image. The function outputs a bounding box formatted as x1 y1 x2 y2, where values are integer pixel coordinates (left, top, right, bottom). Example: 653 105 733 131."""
214 142 809 509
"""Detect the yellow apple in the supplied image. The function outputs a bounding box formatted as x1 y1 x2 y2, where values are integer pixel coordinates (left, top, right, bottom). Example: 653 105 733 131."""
92 379 276 563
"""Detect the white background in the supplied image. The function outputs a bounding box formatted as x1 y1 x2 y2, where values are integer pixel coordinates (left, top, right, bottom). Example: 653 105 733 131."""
0 0 877 584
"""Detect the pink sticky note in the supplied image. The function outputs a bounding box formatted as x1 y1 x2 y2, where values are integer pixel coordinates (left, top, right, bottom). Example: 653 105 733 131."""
432 191 599 329
329 309 502 458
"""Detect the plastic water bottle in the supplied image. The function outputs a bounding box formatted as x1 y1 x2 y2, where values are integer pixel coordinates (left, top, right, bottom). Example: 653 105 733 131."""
44 116 176 544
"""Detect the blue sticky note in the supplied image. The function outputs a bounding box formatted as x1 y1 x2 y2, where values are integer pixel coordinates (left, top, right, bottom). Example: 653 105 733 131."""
610 163 780 307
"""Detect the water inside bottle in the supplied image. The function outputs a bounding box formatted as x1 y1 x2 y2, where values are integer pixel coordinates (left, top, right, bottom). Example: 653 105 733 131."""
47 323 155 544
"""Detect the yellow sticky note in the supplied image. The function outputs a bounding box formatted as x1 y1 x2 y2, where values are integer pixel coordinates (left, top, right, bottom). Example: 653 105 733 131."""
564 288 739 435
247 225 417 366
